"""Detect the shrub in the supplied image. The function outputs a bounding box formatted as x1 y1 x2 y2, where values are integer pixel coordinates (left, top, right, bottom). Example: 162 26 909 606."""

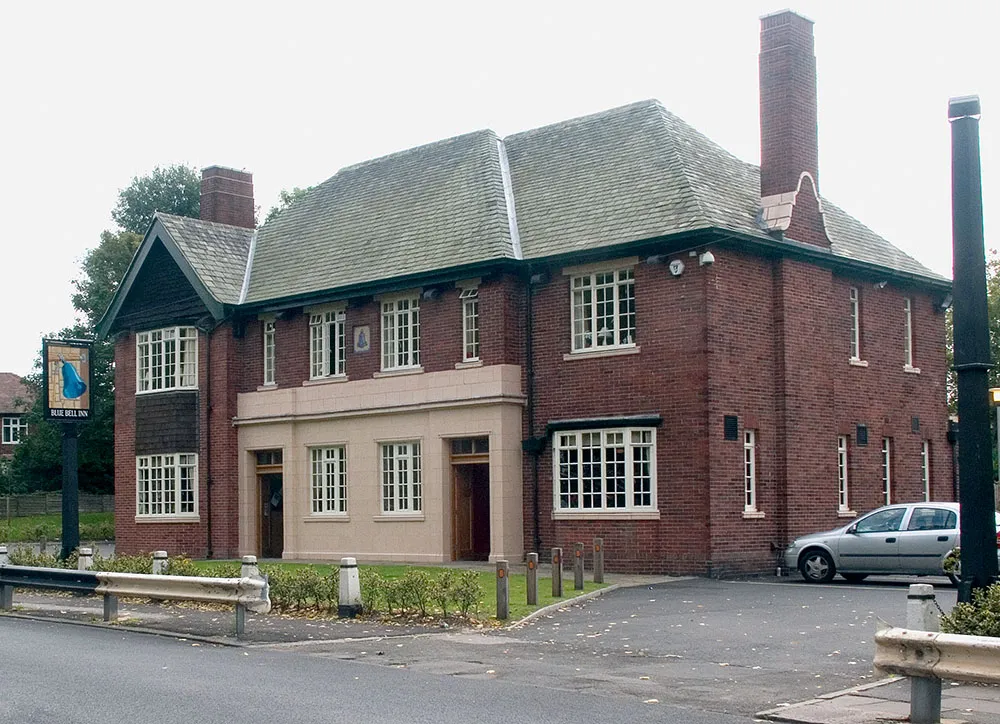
941 582 1000 637
400 569 433 616
92 553 153 574
453 570 482 616
80 520 116 541
8 547 63 568
360 568 385 614
433 569 458 618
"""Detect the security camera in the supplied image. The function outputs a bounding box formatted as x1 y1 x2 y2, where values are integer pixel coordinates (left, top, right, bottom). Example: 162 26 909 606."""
698 251 715 266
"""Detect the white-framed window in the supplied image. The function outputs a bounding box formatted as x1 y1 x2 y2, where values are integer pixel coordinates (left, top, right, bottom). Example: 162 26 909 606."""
837 435 849 512
2 416 27 444
460 287 480 362
136 326 198 393
381 295 421 370
571 267 635 352
381 441 422 513
310 446 347 514
263 320 276 385
136 453 198 518
882 437 892 504
849 287 861 360
554 428 655 512
309 309 346 379
921 441 931 502
903 297 914 368
744 430 757 512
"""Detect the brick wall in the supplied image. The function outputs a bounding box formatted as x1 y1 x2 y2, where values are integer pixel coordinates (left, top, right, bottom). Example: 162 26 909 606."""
522 249 951 576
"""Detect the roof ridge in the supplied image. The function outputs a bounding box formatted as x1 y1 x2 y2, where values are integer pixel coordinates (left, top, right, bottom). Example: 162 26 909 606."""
503 99 662 142
336 128 499 177
156 212 254 233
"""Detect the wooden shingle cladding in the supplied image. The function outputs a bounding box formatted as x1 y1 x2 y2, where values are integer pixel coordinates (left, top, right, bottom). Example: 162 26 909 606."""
111 241 211 332
134 391 199 455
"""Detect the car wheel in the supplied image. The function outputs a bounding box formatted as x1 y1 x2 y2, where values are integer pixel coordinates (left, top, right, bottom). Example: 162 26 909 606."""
799 549 836 583
841 573 868 583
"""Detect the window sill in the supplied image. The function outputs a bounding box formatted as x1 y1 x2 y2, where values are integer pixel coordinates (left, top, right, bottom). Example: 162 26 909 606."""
303 515 350 523
373 513 425 522
257 383 279 392
374 367 424 379
136 387 199 395
135 515 200 524
302 375 348 387
904 365 922 375
552 509 659 520
848 358 869 368
455 359 483 369
742 510 765 519
564 345 640 362
838 509 858 518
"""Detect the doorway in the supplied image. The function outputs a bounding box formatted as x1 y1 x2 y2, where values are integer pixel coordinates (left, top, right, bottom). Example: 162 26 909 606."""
255 449 283 559
451 437 490 561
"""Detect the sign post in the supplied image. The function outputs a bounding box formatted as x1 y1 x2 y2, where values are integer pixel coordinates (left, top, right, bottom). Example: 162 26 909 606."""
42 338 93 559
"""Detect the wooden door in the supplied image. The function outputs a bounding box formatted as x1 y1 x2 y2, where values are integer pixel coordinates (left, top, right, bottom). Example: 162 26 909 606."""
259 473 283 558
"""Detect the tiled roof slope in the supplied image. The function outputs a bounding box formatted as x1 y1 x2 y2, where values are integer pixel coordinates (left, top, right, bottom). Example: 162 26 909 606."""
506 100 944 281
155 100 943 308
156 213 254 305
245 130 516 304
0 373 33 413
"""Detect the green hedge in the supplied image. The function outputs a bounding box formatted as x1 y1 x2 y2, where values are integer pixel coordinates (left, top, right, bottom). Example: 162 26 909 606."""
941 583 1000 637
2 548 483 619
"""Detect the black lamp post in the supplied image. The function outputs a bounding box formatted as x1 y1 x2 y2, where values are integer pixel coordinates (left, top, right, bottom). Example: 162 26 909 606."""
949 94 999 601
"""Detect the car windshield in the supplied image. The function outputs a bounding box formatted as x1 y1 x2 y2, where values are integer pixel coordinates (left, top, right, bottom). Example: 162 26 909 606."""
855 508 905 534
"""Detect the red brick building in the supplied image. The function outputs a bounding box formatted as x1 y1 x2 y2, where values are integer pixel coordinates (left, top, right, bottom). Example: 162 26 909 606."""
99 11 951 574
0 373 32 459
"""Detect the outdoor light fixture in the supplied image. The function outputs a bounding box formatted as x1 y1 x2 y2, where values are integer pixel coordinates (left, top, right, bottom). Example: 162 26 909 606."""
875 280 888 289
940 294 953 310
645 254 667 265
698 250 715 266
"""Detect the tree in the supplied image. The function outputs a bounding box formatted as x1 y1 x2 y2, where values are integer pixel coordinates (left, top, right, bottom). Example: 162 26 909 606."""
111 164 200 234
264 187 314 224
9 167 201 494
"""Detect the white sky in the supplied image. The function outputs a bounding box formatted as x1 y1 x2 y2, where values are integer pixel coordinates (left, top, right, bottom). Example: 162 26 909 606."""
1 1 996 376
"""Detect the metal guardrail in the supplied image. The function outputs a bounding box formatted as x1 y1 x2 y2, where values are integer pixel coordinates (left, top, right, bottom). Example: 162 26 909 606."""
0 552 269 638
874 625 1000 684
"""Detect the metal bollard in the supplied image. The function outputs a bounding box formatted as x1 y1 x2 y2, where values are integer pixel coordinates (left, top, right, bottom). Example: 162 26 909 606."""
526 553 538 605
593 538 604 584
496 560 509 620
552 548 563 597
907 583 942 724
339 557 362 618
0 546 10 610
78 547 94 571
103 594 119 622
152 550 168 575
573 543 584 590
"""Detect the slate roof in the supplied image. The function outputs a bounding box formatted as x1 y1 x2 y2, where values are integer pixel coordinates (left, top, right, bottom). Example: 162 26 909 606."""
125 99 944 316
244 130 516 304
156 214 254 305
0 373 33 413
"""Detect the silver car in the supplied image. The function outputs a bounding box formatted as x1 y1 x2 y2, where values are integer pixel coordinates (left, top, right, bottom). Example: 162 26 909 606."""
784 502 1000 584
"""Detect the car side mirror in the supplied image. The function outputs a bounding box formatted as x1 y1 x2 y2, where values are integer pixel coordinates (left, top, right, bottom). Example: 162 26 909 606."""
847 524 858 535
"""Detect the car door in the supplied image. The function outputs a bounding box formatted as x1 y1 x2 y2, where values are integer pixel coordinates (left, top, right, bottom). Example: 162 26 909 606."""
896 506 959 575
837 507 906 572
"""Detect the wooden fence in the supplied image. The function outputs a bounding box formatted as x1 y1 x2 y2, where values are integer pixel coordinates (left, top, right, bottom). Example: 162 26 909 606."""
1 493 114 518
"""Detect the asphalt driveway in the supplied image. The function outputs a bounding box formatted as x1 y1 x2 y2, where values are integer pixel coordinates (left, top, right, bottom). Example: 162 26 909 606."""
280 576 958 718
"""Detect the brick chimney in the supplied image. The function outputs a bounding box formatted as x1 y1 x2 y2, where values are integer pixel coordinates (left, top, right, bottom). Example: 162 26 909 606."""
200 166 255 229
758 10 829 247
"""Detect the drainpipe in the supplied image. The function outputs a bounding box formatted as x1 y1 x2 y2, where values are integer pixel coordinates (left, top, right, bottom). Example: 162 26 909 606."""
525 271 541 553
204 329 213 559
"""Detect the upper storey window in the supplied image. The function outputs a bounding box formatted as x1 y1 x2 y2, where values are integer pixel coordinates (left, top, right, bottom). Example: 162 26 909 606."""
460 286 480 362
849 287 861 361
309 309 346 379
381 295 421 371
571 267 635 352
136 326 198 393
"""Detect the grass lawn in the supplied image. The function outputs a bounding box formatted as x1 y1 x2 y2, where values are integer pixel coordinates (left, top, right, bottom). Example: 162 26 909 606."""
193 560 606 621
0 512 114 542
